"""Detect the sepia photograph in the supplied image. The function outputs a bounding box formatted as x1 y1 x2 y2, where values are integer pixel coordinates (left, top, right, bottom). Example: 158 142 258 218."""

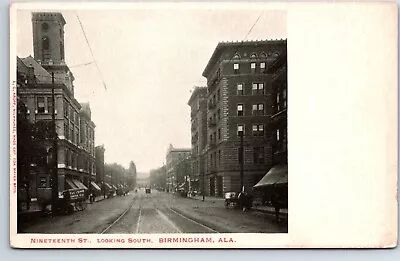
14 5 288 236
10 1 397 249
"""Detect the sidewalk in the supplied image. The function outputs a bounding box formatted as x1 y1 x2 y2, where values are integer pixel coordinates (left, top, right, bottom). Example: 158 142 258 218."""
188 194 288 219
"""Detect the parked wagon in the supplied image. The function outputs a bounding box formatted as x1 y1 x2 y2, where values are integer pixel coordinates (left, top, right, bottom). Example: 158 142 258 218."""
57 188 87 214
224 191 253 212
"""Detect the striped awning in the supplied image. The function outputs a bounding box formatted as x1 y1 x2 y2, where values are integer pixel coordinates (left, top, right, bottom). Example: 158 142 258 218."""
254 165 288 188
72 179 88 190
90 181 101 191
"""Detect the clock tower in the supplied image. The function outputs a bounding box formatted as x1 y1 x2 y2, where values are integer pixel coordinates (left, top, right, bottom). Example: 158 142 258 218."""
32 12 74 93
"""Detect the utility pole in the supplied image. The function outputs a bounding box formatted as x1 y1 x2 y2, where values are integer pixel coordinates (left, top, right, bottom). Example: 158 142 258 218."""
239 132 244 192
51 72 59 214
202 154 205 201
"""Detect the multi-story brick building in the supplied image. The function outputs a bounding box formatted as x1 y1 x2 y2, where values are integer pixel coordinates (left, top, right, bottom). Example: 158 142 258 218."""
16 12 96 198
187 87 208 193
95 145 105 184
165 144 191 192
201 39 287 196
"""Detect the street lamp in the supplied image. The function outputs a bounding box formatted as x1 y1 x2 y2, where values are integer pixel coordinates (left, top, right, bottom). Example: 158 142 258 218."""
239 131 244 192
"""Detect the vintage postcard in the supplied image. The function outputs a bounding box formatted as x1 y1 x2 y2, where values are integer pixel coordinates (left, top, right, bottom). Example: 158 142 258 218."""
10 1 397 248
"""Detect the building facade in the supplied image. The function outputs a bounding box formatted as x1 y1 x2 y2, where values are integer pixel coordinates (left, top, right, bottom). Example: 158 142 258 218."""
165 144 191 192
201 39 287 196
187 87 208 194
95 145 105 184
16 12 96 198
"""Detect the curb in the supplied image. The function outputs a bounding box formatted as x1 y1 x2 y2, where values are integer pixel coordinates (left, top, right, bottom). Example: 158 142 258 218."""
188 196 288 219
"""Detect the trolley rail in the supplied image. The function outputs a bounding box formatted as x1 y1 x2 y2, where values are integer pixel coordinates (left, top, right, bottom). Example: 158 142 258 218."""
100 194 220 234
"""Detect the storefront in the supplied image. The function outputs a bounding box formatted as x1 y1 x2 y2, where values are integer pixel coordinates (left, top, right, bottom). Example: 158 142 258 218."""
254 165 288 207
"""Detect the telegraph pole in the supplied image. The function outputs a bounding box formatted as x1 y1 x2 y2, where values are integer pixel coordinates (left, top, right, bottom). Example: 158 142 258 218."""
202 154 205 201
239 132 244 192
51 72 59 214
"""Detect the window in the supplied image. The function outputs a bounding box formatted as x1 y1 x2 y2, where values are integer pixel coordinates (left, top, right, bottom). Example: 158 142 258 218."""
41 23 49 31
217 109 221 120
237 124 244 136
42 36 50 50
237 83 244 95
37 97 45 113
64 122 69 140
218 128 221 140
69 107 74 121
277 129 280 141
253 147 265 164
237 104 243 116
217 89 220 101
252 83 264 95
251 62 256 69
210 134 213 144
276 88 287 112
47 97 53 114
234 63 239 74
260 62 266 69
252 124 264 136
60 41 64 60
39 177 47 188
252 103 264 115
218 150 221 165
64 100 68 117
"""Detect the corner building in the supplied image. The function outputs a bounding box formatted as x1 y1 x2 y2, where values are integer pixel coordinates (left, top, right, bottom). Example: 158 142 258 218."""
187 87 208 194
17 12 96 197
201 39 287 196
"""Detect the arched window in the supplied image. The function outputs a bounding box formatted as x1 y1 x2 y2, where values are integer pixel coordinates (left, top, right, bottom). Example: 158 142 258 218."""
250 53 258 59
233 53 241 59
60 41 64 60
260 52 267 58
42 36 50 50
41 23 49 32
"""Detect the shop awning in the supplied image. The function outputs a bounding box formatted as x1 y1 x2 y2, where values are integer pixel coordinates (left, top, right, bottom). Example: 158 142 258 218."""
90 181 101 191
254 165 288 188
104 183 112 190
66 178 78 189
72 179 88 190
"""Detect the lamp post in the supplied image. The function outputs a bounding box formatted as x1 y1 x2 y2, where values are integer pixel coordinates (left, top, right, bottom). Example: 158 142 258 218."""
239 131 244 192
50 72 59 215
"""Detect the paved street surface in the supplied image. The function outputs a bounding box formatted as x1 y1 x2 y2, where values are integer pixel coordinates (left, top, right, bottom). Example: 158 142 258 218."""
21 189 287 234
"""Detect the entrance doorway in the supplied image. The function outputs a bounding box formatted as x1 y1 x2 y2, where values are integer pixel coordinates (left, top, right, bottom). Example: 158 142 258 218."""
209 177 215 196
216 176 223 197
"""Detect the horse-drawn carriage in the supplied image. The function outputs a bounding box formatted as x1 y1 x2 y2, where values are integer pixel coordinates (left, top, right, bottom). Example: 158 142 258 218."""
37 187 87 215
224 191 253 211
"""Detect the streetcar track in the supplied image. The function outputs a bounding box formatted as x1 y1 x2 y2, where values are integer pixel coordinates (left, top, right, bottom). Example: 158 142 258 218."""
167 207 220 233
100 195 138 234
101 192 221 234
134 199 142 233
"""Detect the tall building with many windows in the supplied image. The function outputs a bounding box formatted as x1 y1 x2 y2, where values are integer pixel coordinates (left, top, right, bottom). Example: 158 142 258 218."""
187 87 208 193
201 39 287 196
165 145 191 192
16 12 96 199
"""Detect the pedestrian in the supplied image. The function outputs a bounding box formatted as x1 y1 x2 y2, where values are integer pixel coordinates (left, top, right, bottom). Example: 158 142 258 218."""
271 194 281 223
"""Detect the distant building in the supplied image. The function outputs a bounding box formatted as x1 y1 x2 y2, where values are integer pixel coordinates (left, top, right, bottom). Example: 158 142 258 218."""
149 165 166 189
187 87 208 193
165 144 191 192
95 145 105 184
16 12 96 199
201 39 287 196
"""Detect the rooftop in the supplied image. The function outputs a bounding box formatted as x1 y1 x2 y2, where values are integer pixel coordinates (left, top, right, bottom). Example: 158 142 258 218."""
202 39 287 77
187 86 207 105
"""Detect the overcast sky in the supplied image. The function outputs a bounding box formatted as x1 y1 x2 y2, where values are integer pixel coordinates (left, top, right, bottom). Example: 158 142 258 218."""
16 8 286 173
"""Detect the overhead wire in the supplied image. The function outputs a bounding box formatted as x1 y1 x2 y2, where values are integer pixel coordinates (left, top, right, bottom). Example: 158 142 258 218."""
75 12 107 91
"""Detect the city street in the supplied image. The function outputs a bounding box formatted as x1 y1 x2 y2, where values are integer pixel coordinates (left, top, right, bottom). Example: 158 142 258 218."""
21 189 287 234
